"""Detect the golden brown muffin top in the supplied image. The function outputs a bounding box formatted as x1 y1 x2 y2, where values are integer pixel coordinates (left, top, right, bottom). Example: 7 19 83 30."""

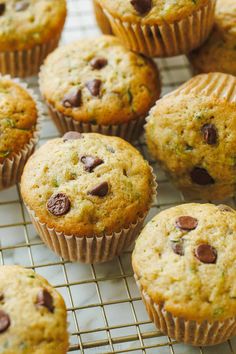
133 203 236 322
21 133 155 237
189 0 236 75
0 0 67 51
0 265 68 354
0 78 38 163
98 0 210 25
39 36 160 125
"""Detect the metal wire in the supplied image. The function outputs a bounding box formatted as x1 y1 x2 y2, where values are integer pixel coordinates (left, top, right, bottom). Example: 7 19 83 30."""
0 0 235 353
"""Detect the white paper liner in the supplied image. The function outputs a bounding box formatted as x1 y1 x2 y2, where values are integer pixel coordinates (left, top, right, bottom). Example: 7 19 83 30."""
47 103 146 142
25 168 157 263
0 75 43 190
134 274 236 346
0 35 61 78
103 0 216 57
93 0 113 35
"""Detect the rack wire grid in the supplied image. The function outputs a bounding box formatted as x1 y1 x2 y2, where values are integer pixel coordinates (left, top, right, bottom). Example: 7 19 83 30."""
0 0 235 353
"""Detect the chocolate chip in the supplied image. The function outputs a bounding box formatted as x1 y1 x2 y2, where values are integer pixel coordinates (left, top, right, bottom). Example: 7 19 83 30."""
195 244 217 264
218 204 234 212
202 124 217 145
190 167 215 185
171 240 184 256
37 289 54 313
0 3 5 15
47 193 71 216
176 216 198 231
86 79 102 97
62 89 82 108
63 131 82 141
0 293 4 302
81 156 104 172
90 57 108 70
0 311 10 333
15 1 29 11
130 0 152 15
88 182 109 197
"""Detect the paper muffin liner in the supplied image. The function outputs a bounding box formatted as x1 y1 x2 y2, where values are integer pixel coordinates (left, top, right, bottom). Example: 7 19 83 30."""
103 0 216 57
134 275 236 346
47 103 146 142
25 169 157 263
170 72 236 103
0 75 43 190
93 0 113 35
0 35 61 78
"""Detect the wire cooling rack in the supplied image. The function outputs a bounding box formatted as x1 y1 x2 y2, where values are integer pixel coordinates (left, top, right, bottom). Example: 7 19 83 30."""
0 0 235 353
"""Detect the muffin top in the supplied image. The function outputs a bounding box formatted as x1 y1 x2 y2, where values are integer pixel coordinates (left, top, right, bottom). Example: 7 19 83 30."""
21 132 155 236
133 203 236 322
0 0 67 51
98 0 209 25
145 73 236 200
189 0 236 75
0 265 68 354
0 78 38 164
39 35 160 125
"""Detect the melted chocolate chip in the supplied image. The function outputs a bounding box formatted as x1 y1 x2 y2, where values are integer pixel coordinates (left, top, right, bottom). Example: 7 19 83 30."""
130 0 152 15
176 216 198 231
202 124 217 145
90 57 108 70
15 1 29 11
218 204 234 212
0 293 4 302
62 89 82 108
37 289 54 313
190 167 215 185
81 156 104 172
88 182 109 197
63 131 82 141
195 244 217 264
0 311 10 333
0 3 5 15
86 79 102 97
47 193 71 216
171 240 184 256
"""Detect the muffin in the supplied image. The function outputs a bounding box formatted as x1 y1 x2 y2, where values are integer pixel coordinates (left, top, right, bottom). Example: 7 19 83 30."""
0 265 68 353
146 72 236 201
0 0 67 77
93 0 113 34
97 0 216 57
189 0 236 76
21 132 157 263
0 75 41 190
133 203 236 346
39 35 160 141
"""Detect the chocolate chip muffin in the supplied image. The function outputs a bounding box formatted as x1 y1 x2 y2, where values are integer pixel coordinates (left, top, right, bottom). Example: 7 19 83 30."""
0 0 67 77
0 76 41 190
132 203 236 346
0 265 68 353
21 132 156 263
189 0 236 76
39 35 160 141
97 0 216 57
93 0 112 34
146 72 236 201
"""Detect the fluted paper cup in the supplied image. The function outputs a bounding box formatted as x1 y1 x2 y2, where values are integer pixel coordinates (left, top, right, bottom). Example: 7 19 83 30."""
0 35 61 78
47 103 146 142
93 0 113 34
135 274 236 346
0 75 42 190
103 0 216 57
